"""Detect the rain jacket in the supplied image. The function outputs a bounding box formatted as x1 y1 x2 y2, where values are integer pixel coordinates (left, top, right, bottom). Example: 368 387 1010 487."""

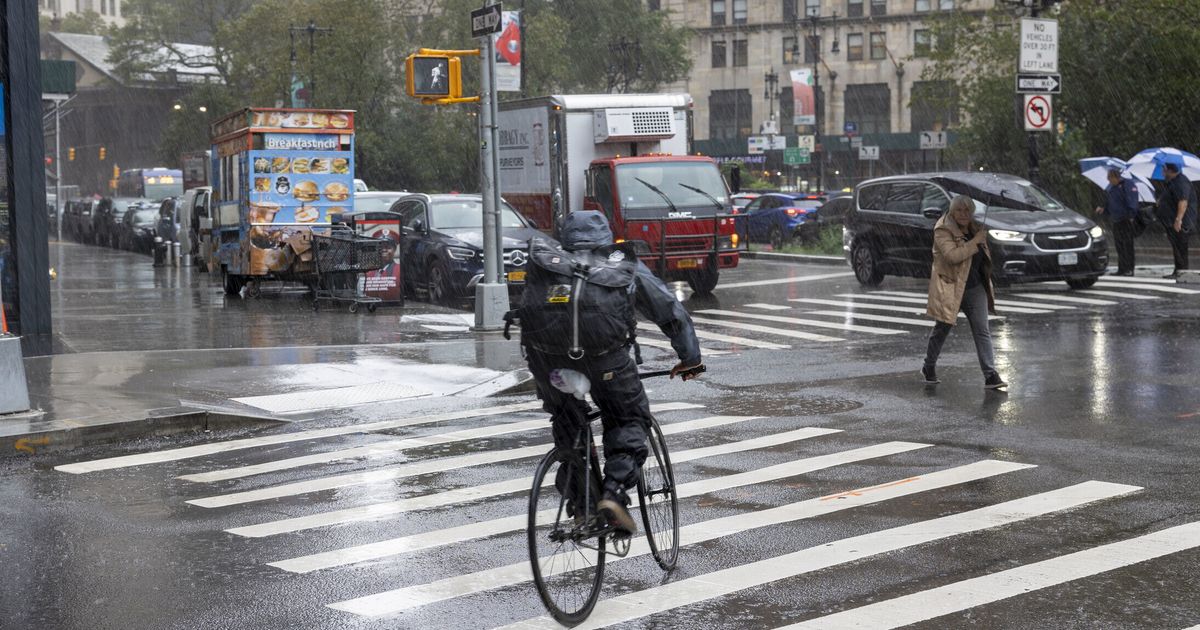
926 213 996 325
1104 178 1139 222
558 211 702 365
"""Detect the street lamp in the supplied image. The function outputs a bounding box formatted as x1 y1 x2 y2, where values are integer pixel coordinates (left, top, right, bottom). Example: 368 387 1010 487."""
289 20 334 107
792 9 839 191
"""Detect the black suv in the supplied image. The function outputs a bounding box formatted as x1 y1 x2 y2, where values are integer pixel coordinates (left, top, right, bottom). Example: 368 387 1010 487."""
843 172 1108 289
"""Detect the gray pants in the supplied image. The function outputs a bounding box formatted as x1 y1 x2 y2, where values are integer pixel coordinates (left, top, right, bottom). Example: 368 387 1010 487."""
925 283 997 376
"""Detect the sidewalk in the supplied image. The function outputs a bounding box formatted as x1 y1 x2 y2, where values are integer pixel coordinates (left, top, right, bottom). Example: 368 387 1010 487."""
1 242 531 454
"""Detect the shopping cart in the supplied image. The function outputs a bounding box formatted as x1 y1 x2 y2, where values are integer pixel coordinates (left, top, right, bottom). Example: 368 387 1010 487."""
310 226 392 313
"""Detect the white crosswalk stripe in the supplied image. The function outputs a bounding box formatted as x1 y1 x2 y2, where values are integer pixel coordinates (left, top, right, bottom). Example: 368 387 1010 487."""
744 303 794 311
499 481 1141 630
1037 288 1160 300
636 336 731 356
1094 280 1200 294
717 271 855 289
267 441 930 574
637 321 789 350
837 293 1056 314
803 310 936 328
1010 292 1119 306
696 309 907 335
327 460 1034 617
871 290 1075 311
690 316 846 343
790 298 1001 320
225 425 838 538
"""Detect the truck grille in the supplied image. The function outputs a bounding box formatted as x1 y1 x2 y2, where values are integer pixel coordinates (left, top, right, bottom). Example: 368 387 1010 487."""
1033 231 1088 251
665 237 714 254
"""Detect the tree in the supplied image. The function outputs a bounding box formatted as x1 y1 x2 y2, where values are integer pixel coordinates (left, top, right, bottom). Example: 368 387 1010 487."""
39 11 111 35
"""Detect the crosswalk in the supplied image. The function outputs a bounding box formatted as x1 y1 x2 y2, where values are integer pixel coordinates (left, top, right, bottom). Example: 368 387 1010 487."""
53 398 1200 628
630 274 1200 360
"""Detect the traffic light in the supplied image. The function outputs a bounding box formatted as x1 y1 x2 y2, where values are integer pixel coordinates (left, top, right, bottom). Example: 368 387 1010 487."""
406 53 464 99
113 165 121 179
99 146 106 160
68 147 76 161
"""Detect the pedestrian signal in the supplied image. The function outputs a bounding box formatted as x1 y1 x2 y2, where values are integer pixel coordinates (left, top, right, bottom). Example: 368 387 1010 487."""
68 147 76 161
406 54 462 99
99 146 107 161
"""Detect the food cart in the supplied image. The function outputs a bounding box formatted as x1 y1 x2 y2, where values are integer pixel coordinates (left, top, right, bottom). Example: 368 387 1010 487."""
209 107 374 297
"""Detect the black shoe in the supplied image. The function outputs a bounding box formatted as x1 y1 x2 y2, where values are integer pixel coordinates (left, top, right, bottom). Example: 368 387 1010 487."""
1114 270 1134 276
921 365 939 384
597 492 637 537
984 372 1007 389
1164 271 1182 279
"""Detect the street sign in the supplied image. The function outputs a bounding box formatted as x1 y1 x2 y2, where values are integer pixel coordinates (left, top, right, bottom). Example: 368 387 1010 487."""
851 136 863 149
1019 18 1058 73
844 121 858 136
797 134 815 152
919 130 947 150
1024 94 1052 131
859 145 880 160
471 3 503 37
783 147 811 165
1016 73 1061 94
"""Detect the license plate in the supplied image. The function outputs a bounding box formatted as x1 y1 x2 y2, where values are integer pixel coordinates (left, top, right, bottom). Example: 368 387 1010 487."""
676 258 700 269
507 270 526 283
1058 252 1078 266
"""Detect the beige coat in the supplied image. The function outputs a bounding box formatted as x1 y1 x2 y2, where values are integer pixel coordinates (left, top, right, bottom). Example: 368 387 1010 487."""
926 213 996 324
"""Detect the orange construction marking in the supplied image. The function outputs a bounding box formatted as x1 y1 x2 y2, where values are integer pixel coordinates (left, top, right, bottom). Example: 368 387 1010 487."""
820 476 921 501
14 437 51 454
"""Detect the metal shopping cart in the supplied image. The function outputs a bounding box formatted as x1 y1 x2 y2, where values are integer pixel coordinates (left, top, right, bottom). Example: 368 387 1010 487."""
310 226 393 313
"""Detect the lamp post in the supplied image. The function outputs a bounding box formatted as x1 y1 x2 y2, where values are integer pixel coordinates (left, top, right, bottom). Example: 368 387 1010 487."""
793 9 839 192
763 68 779 185
289 20 333 107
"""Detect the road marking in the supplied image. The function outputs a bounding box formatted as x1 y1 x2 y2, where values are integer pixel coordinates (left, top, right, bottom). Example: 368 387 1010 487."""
226 425 838 537
872 290 1075 311
790 299 1001 321
744 303 793 311
178 405 700 489
1094 280 1200 295
690 316 845 343
54 401 546 474
839 293 1055 314
696 309 907 335
717 271 855 289
268 441 930 574
783 520 1200 630
1010 292 1118 306
232 382 432 414
1018 285 1160 300
327 460 1033 617
638 322 789 350
498 480 1141 630
804 310 936 328
1089 275 1177 284
635 336 730 356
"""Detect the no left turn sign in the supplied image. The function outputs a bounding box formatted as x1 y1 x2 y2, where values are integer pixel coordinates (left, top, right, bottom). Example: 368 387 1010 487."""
1024 94 1052 131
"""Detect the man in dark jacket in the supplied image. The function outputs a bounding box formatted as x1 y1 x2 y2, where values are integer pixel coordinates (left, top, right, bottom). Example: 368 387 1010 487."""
1158 162 1198 279
1095 168 1140 276
520 211 703 536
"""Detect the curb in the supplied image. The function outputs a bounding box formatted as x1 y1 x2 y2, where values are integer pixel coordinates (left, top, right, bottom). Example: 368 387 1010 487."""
741 250 847 266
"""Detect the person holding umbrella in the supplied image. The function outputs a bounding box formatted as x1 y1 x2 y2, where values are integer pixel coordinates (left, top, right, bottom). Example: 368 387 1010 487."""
1158 161 1197 279
1094 168 1140 276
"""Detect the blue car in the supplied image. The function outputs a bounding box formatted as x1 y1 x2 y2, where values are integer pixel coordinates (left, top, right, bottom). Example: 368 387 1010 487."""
739 192 826 248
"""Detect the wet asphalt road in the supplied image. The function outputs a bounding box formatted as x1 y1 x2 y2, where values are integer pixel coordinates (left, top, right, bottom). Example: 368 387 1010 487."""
4 250 1200 629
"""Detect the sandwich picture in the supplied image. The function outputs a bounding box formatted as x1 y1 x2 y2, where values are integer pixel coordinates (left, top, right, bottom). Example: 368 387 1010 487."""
330 113 350 128
312 113 329 127
254 157 270 173
291 158 310 174
309 158 329 174
295 206 320 223
292 180 320 202
272 157 291 173
255 177 270 192
331 157 349 174
323 181 350 202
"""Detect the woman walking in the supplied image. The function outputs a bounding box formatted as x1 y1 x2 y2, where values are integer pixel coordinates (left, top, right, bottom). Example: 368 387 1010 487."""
922 195 1007 389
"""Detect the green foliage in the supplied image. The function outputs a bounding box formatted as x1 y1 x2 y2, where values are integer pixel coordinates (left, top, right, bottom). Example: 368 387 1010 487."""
40 11 111 35
920 0 1200 212
777 224 843 256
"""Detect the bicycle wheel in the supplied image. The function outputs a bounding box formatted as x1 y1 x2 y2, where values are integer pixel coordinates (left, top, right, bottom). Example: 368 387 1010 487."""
528 448 606 624
638 417 680 571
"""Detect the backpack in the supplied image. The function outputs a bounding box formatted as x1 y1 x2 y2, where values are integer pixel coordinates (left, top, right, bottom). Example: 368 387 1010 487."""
514 237 638 358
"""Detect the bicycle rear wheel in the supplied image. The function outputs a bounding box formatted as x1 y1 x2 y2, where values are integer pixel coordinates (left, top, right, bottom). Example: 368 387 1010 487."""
638 417 680 570
528 448 606 624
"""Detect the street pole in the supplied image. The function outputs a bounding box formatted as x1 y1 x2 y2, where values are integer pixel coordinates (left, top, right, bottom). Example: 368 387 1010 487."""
473 0 509 331
1026 0 1042 184
55 100 62 242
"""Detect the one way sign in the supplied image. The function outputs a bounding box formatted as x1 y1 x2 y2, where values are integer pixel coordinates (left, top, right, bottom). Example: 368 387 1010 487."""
471 3 503 38
1016 73 1061 94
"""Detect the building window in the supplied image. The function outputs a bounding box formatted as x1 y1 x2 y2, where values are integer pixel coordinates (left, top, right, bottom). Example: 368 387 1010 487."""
870 32 886 60
712 39 728 68
805 35 821 63
784 0 799 21
712 0 726 25
911 80 960 131
100 0 108 14
847 33 864 61
710 89 753 140
847 0 863 17
783 36 798 63
914 29 932 57
733 0 748 24
806 0 821 16
871 0 886 16
940 0 954 8
915 0 930 11
648 0 661 10
844 83 891 134
733 39 749 66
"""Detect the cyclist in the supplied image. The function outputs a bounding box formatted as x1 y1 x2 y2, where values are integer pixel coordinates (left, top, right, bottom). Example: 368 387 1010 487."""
518 210 703 536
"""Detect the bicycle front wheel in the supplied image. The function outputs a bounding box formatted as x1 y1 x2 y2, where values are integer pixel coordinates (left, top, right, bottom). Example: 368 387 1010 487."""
528 448 606 624
638 417 680 571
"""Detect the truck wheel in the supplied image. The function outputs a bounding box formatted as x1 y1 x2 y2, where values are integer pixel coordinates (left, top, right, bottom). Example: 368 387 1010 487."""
222 271 244 297
851 241 885 287
686 266 720 295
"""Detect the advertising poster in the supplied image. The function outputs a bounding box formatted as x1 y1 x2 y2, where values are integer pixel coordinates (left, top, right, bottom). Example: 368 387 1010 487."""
497 106 549 193
356 218 403 303
790 68 815 126
495 11 522 92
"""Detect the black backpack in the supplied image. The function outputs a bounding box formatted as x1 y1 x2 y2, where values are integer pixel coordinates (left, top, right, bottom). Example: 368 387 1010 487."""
512 238 638 358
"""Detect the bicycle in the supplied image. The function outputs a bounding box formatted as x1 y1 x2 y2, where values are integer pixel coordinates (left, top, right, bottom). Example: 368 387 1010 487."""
526 366 703 624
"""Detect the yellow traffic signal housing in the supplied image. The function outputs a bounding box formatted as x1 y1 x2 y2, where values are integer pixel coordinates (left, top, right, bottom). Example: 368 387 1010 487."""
99 146 107 160
113 165 121 179
406 54 462 99
68 147 76 161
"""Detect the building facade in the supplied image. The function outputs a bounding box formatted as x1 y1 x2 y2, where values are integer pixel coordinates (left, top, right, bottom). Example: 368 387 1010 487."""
39 0 126 28
656 0 994 190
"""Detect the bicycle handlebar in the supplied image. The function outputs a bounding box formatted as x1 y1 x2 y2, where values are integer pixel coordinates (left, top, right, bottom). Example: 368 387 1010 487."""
639 365 706 380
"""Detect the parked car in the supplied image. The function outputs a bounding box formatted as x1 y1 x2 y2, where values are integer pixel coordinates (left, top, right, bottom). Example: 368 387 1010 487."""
739 192 828 248
390 192 550 306
815 193 853 226
730 192 761 213
843 172 1108 289
94 197 142 248
119 204 160 254
65 198 99 243
353 191 408 215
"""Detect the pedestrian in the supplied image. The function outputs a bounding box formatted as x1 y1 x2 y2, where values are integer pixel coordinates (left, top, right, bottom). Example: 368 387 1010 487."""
508 210 704 536
921 195 1006 390
1157 161 1197 279
1094 168 1140 276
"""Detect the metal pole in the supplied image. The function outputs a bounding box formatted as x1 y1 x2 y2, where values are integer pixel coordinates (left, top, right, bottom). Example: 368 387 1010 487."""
473 0 509 331
55 100 62 242
810 16 823 192
489 29 505 288
1026 1 1040 184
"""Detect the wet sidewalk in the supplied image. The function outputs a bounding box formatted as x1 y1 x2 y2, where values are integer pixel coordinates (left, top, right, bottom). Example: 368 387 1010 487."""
2 242 528 453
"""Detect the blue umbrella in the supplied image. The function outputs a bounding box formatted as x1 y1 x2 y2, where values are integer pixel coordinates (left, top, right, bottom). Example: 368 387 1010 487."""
1125 147 1200 181
1078 156 1155 203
